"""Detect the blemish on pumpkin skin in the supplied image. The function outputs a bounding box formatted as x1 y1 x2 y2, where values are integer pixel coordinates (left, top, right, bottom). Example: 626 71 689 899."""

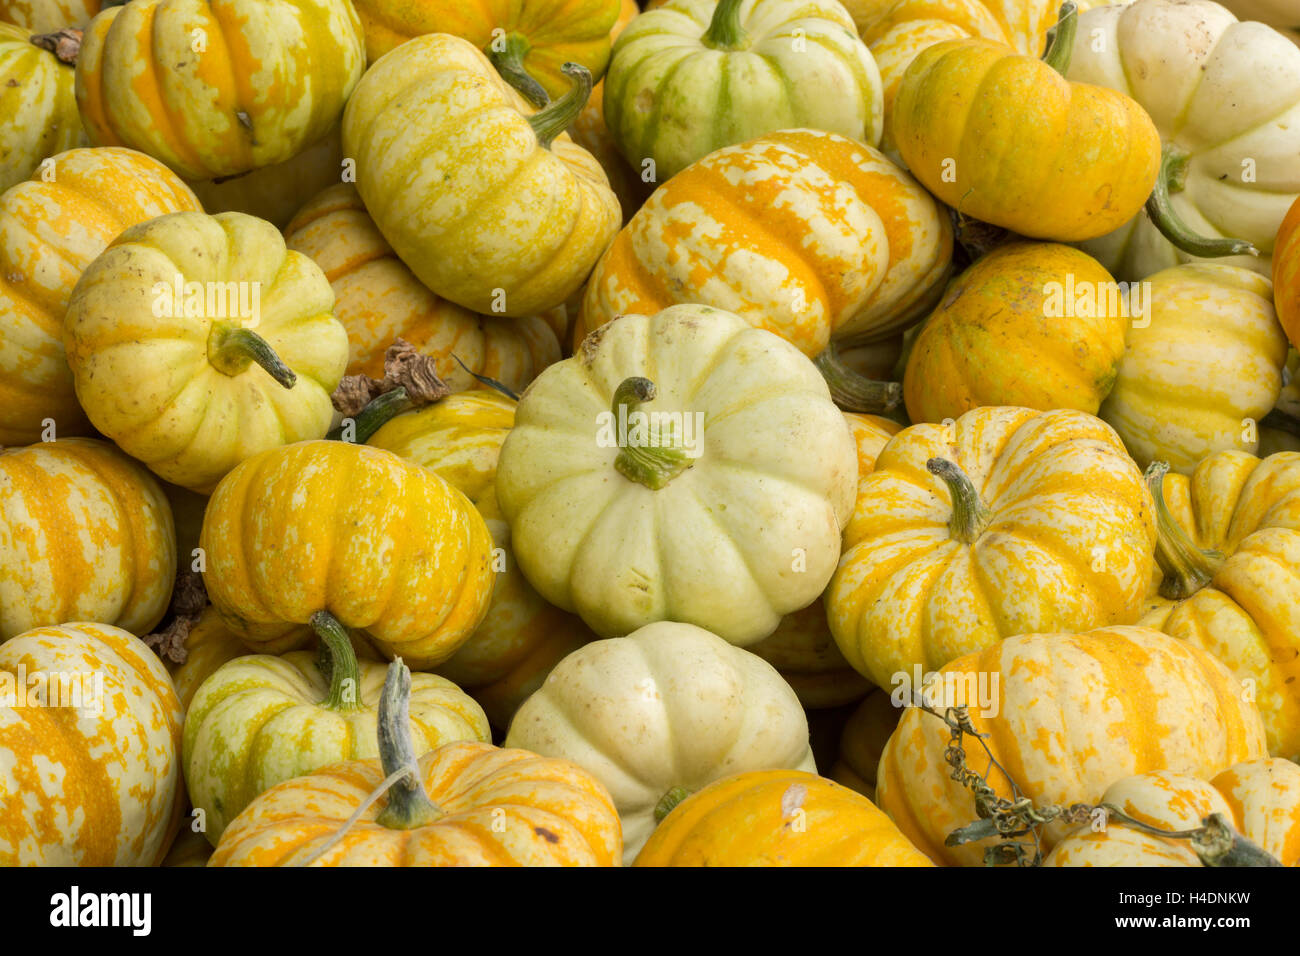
533 826 560 843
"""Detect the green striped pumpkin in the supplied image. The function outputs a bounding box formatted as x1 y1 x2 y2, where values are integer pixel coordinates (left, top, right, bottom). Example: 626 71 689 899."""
603 0 883 182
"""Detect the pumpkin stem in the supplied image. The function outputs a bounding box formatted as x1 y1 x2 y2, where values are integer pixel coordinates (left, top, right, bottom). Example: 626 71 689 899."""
30 28 82 65
375 659 444 830
655 787 693 822
310 610 363 713
487 32 550 110
1143 461 1225 600
814 343 903 414
1192 813 1285 867
1145 144 1260 260
610 376 696 490
328 386 415 443
207 323 296 389
927 458 991 545
1041 2 1077 74
702 0 748 51
527 63 592 151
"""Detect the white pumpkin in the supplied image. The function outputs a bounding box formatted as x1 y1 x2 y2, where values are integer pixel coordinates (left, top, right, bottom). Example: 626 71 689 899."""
495 305 858 645
504 621 816 863
1066 0 1300 280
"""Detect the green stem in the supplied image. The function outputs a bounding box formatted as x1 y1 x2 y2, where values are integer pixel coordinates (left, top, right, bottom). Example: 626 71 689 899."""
611 377 695 490
310 610 362 712
527 63 592 150
375 659 443 830
702 0 748 51
814 343 903 413
487 32 549 110
655 786 693 823
1042 2 1078 74
328 387 414 444
927 458 991 545
1143 461 1224 600
1145 144 1260 260
207 324 296 388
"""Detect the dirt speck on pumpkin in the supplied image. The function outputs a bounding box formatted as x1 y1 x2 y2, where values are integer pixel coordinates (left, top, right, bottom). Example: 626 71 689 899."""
533 826 560 844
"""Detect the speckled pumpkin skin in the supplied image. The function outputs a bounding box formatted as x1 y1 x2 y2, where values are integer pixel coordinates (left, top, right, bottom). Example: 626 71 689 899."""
1272 196 1300 349
0 438 175 641
876 626 1268 866
0 146 200 446
634 769 933 867
0 0 99 31
75 0 366 180
200 440 496 669
0 22 85 193
210 741 623 866
0 622 184 866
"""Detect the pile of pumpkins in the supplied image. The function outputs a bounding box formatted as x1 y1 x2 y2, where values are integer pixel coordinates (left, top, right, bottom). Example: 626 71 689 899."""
2 0 1300 868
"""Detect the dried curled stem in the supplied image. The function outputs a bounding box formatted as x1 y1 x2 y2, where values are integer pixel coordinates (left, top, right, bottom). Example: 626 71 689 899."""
143 567 208 665
330 338 449 418
30 28 82 64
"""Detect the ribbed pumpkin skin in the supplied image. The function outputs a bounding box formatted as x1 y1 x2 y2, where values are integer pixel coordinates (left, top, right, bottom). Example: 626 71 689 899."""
187 127 344 230
634 770 933 867
284 184 562 391
343 33 621 319
0 0 99 31
892 37 1160 242
1068 0 1300 280
830 689 899 802
578 129 953 356
366 390 596 732
1045 759 1300 866
166 606 247 713
496 306 858 645
211 741 623 866
0 623 183 866
604 0 884 182
826 406 1157 690
0 439 175 641
75 0 366 180
1275 197 1300 347
63 210 350 494
184 653 490 843
0 146 199 446
504 622 817 863
201 441 495 668
1142 450 1300 758
903 243 1128 423
876 626 1268 866
0 23 85 192
1099 265 1287 474
350 0 621 96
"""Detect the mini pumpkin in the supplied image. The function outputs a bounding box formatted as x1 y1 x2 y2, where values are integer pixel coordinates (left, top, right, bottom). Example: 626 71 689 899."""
63 210 351 493
876 626 1268 866
0 622 183 865
342 33 621 318
0 22 84 192
211 660 622 866
829 690 900 802
0 438 174 641
634 770 932 867
505 622 816 863
201 440 495 669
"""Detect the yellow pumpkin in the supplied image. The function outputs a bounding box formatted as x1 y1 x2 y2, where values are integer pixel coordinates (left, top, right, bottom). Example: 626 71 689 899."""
829 690 900 802
0 622 183 865
1143 452 1300 758
0 146 200 446
349 0 622 105
165 606 247 713
212 662 622 866
284 184 561 391
903 243 1128 423
1099 265 1288 474
76 0 366 180
365 389 596 732
201 440 495 669
1045 758 1300 866
342 33 621 318
0 0 98 31
891 11 1160 242
577 129 953 358
63 210 351 493
876 626 1268 866
0 22 84 192
0 438 174 642
826 406 1157 690
186 127 344 230
634 770 933 867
